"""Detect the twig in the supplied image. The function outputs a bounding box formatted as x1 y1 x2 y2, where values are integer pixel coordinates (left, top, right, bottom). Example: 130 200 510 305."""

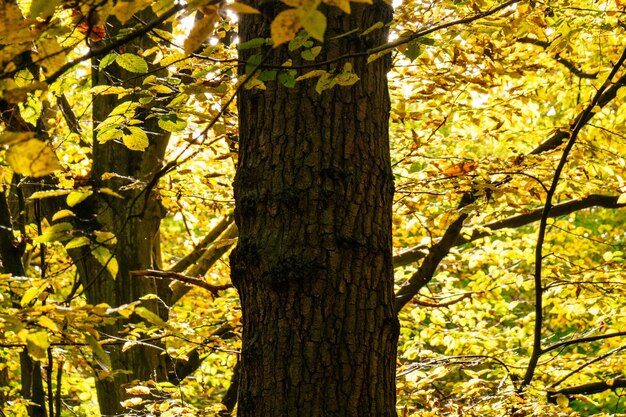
521 45 626 389
130 269 232 296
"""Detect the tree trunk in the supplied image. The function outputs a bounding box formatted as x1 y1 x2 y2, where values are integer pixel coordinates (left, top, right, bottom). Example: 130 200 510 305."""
231 4 398 416
67 12 172 416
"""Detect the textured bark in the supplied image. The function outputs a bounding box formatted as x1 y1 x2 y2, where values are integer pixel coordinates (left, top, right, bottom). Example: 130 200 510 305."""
66 12 172 416
231 4 398 416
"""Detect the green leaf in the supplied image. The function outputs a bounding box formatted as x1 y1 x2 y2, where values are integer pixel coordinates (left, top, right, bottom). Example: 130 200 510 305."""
67 190 93 207
403 39 423 62
238 37 269 50
301 46 321 61
245 54 263 75
301 10 326 42
158 114 187 132
123 127 149 151
91 246 119 279
116 53 148 73
29 0 61 18
97 128 123 144
99 53 117 70
258 70 277 82
135 306 168 327
108 101 139 117
85 333 112 372
278 70 297 88
34 222 73 244
65 236 91 249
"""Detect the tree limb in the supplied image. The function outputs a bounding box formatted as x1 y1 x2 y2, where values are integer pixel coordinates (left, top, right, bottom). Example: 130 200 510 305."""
516 37 598 79
170 215 233 273
393 194 626 269
130 269 232 296
547 377 626 403
170 222 238 304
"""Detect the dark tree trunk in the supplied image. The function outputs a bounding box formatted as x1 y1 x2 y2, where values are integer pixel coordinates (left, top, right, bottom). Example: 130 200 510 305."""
231 4 398 416
66 11 172 416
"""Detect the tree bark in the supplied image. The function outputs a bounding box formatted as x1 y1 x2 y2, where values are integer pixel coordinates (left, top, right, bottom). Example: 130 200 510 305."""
232 4 398 416
66 11 172 416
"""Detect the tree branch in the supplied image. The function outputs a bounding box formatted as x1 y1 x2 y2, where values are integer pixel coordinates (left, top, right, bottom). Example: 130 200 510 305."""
516 37 598 79
170 222 238 304
44 4 184 84
522 45 626 389
547 377 626 403
394 194 626 269
170 215 233 273
129 269 232 296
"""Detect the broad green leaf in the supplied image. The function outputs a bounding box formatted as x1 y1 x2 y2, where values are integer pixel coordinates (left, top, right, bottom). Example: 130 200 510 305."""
91 246 119 279
301 46 321 61
85 333 112 372
301 9 326 42
135 306 168 327
99 53 117 70
29 0 61 18
158 115 187 132
239 37 268 50
108 101 138 117
29 189 72 200
65 236 91 249
278 70 297 88
67 190 93 207
122 126 149 151
116 53 148 74
34 222 73 244
403 39 423 62
97 128 123 144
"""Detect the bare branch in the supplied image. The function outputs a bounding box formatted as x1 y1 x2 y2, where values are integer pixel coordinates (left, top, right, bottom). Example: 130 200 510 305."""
393 194 626 269
516 37 598 79
170 215 234 273
170 223 238 304
547 377 626 403
130 269 232 296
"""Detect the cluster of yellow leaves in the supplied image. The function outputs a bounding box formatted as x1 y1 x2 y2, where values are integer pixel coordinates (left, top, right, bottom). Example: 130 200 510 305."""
271 0 373 46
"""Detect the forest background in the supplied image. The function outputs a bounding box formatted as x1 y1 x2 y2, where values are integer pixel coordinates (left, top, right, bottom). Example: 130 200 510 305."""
0 0 625 416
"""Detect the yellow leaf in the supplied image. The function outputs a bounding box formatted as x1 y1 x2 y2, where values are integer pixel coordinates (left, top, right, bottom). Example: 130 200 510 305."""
66 190 93 207
26 331 50 361
296 69 327 81
51 209 75 221
94 231 117 245
0 3 35 46
126 385 151 395
324 0 350 13
34 38 66 77
301 9 326 42
184 8 219 55
223 2 261 14
0 131 35 145
123 127 149 151
91 246 118 279
617 193 626 205
555 393 569 408
29 189 72 200
271 9 301 47
65 236 91 249
135 306 168 327
37 316 59 332
112 0 152 24
6 139 62 177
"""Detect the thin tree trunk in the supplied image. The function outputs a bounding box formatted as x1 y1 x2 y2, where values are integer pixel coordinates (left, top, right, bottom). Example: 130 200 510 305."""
232 4 398 416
